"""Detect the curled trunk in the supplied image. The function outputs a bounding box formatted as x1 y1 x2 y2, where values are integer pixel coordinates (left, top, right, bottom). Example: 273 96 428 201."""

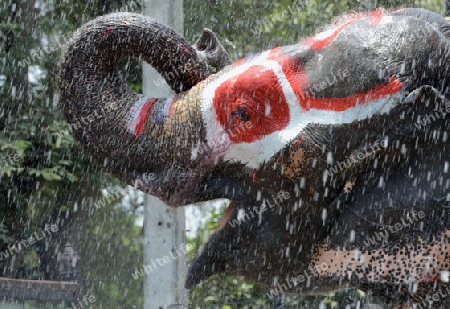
58 13 211 205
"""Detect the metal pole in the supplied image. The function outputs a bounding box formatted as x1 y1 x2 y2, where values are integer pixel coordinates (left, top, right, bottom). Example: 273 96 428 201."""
142 1 188 308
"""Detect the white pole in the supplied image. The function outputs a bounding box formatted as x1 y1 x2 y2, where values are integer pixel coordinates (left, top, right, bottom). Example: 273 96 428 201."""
142 1 188 308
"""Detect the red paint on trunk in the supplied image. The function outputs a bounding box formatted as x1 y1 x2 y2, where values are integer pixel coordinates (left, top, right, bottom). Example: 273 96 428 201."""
169 96 177 116
135 98 157 137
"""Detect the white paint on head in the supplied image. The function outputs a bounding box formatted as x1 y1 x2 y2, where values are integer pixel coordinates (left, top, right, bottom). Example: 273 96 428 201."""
200 40 405 169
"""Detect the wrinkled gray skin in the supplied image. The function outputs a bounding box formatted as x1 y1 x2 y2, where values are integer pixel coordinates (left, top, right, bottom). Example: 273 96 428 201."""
187 10 450 308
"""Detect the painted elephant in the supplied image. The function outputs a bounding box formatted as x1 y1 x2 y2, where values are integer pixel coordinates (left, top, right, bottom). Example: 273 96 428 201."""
59 8 450 307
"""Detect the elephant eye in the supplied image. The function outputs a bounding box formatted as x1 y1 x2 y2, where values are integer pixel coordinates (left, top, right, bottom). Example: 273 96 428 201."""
236 106 251 121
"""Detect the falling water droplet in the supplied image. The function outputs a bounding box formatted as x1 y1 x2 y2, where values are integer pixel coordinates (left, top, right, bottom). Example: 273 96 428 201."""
327 151 333 164
441 271 449 282
321 208 327 223
378 176 384 188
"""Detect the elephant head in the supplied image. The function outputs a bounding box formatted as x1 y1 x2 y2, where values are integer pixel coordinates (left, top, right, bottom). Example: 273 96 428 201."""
60 8 450 307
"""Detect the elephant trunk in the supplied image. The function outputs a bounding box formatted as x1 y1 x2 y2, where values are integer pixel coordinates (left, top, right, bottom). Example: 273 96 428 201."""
58 13 211 205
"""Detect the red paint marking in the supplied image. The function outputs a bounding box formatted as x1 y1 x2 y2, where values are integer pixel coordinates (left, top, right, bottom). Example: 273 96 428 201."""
334 10 384 26
269 50 402 112
294 136 305 148
211 11 403 144
305 75 403 112
368 10 383 24
168 96 177 116
267 47 282 59
135 98 157 136
252 169 259 182
233 57 248 67
273 53 310 104
214 48 402 144
420 275 441 283
303 11 384 50
213 65 290 143
303 20 359 50
215 201 234 232
103 27 113 38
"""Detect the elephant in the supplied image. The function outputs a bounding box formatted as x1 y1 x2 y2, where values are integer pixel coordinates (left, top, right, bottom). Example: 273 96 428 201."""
58 8 450 307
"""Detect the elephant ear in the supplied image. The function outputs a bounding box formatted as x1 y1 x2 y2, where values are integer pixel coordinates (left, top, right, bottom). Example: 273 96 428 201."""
194 28 232 71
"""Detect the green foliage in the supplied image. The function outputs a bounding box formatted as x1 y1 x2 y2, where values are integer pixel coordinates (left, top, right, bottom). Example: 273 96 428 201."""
0 221 12 244
129 82 143 94
187 202 272 308
0 0 99 251
0 5 143 309
81 200 144 308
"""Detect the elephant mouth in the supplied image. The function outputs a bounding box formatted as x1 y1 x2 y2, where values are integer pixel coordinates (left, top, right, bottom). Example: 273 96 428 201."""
186 202 241 289
186 197 287 289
